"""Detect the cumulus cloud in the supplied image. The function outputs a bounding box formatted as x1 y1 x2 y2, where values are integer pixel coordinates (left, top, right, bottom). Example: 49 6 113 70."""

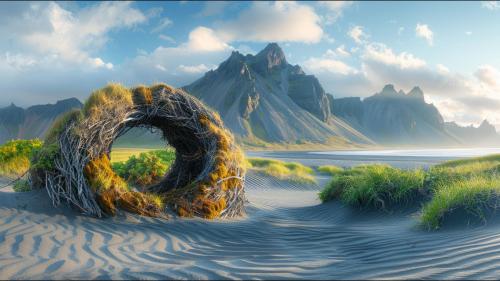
6 2 146 69
215 2 323 43
436 64 450 74
303 57 358 76
0 2 150 105
415 23 434 46
335 45 350 57
475 65 500 90
318 1 353 24
348 26 367 44
362 43 426 69
482 1 500 10
184 26 230 52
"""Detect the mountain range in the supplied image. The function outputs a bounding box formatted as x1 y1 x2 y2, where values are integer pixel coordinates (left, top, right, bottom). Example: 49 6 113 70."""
0 43 498 147
0 98 82 144
332 84 499 146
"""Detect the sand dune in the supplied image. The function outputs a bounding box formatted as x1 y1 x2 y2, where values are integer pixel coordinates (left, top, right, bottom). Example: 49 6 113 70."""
2 170 500 279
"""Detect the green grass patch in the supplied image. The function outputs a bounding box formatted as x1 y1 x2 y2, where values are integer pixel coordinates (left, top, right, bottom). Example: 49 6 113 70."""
319 154 500 229
317 165 344 176
437 154 500 168
319 164 425 209
110 147 157 163
112 148 175 188
0 139 43 178
247 158 316 184
421 177 500 230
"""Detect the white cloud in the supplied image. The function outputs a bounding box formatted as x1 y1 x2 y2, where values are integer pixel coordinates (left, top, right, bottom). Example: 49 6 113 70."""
482 1 500 10
20 2 146 68
436 64 450 74
155 64 166 72
303 57 358 75
362 43 426 69
318 1 353 24
91 57 113 69
215 2 323 43
3 52 37 70
324 45 350 58
465 31 472 36
398 27 405 35
335 45 350 57
475 65 500 89
151 17 172 33
184 26 230 52
178 64 214 74
415 23 434 46
348 26 367 44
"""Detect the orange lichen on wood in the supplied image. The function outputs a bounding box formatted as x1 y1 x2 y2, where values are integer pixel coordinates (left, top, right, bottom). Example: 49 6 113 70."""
116 191 164 217
84 154 128 193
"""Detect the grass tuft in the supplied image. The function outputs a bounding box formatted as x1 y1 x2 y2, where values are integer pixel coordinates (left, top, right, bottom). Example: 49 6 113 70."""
421 177 500 230
319 164 425 209
318 165 344 176
319 153 500 229
246 158 316 184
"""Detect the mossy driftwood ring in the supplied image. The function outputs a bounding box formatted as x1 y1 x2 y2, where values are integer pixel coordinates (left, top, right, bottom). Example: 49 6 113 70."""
30 84 246 219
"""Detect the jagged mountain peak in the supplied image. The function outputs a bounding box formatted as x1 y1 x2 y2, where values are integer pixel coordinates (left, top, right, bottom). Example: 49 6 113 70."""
479 119 496 132
379 84 399 96
183 43 372 145
407 86 424 100
254 42 287 70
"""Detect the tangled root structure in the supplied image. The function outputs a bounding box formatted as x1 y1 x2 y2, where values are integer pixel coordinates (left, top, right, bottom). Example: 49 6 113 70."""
30 83 246 219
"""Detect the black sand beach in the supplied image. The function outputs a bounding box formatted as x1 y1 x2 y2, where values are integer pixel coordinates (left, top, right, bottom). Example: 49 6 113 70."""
2 153 500 279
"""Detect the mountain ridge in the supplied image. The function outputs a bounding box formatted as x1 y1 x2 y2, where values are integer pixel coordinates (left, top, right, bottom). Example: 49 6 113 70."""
0 98 83 144
183 43 373 145
332 84 499 146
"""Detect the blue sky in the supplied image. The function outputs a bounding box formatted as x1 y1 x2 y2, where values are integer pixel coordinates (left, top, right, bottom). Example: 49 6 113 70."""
1 1 500 128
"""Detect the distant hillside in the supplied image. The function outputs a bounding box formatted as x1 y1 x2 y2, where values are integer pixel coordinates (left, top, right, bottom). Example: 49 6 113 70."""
445 120 499 145
331 84 499 146
183 43 373 145
0 98 82 144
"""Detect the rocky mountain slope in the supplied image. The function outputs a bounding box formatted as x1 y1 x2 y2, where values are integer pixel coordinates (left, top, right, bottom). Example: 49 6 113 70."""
445 120 499 145
0 98 82 144
331 84 499 146
183 43 372 145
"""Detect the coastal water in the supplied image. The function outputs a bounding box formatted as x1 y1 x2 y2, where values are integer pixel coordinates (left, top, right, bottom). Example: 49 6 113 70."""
249 148 500 169
311 147 500 158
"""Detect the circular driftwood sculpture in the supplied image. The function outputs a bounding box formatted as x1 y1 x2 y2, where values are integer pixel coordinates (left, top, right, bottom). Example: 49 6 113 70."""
29 83 246 219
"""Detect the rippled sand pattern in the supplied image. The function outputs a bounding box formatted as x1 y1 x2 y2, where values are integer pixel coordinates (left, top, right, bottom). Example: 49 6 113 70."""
2 172 500 279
